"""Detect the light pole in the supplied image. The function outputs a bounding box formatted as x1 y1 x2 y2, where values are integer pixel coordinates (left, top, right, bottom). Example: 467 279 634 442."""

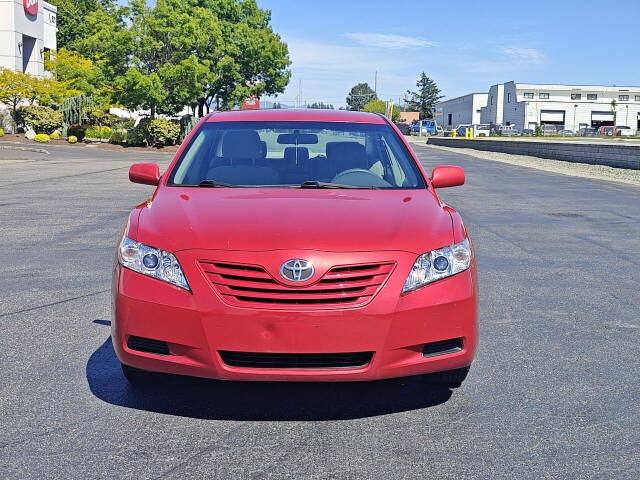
573 104 578 132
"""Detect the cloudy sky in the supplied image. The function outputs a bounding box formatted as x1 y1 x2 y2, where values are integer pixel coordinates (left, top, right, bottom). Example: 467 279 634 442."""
260 0 640 107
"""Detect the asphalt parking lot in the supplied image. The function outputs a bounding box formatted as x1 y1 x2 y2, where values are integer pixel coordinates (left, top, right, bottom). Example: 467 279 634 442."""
1 142 638 479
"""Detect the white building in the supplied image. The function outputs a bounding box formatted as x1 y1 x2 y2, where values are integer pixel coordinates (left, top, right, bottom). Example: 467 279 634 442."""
0 0 57 76
435 93 487 128
437 81 640 132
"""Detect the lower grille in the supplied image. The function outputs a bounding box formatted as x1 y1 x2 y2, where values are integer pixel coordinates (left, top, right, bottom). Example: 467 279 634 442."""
127 336 170 356
219 351 373 369
422 338 463 357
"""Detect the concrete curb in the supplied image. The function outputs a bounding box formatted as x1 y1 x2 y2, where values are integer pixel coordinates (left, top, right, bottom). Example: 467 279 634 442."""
0 143 50 155
424 137 640 170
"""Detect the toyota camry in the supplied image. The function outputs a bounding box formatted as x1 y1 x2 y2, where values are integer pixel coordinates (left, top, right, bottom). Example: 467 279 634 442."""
112 109 478 387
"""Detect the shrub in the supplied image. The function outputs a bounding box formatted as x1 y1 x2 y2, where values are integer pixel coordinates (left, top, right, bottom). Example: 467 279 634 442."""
85 125 112 139
87 112 123 128
17 106 62 134
148 118 180 146
109 129 127 144
126 125 147 146
0 128 4 137
50 132 61 140
362 100 401 123
34 133 51 143
67 124 86 141
68 135 78 144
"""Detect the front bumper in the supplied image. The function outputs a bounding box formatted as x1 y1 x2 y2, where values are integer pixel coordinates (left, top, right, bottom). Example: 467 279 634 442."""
111 249 478 382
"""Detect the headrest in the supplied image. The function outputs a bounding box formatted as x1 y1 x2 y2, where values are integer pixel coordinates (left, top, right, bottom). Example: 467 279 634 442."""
284 147 310 163
222 130 262 159
260 141 267 158
326 141 368 169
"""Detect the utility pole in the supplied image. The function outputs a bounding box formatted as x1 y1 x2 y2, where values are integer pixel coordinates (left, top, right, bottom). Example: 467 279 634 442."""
374 71 378 96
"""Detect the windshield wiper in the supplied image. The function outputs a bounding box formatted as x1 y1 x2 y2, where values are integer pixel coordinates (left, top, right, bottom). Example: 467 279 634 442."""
196 180 237 188
299 180 376 190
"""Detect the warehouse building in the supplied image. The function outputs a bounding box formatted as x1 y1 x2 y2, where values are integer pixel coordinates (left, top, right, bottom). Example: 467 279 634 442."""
0 0 57 76
437 81 640 132
435 93 487 128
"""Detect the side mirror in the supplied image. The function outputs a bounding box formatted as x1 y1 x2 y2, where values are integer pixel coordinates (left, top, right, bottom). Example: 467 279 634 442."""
430 165 465 188
129 163 160 185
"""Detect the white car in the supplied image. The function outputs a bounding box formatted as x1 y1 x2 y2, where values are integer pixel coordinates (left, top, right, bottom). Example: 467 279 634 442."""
616 126 635 137
473 124 491 137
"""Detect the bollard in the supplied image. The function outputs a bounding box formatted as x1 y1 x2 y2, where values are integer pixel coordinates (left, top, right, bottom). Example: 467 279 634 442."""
452 130 457 138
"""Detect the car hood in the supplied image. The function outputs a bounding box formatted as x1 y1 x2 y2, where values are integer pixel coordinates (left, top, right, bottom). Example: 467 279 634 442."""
134 187 454 254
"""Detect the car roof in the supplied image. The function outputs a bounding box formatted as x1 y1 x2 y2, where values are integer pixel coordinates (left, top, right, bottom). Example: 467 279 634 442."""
205 108 387 124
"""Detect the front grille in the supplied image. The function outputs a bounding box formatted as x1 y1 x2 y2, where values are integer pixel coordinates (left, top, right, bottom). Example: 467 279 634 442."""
219 351 374 369
422 338 463 358
198 260 395 309
127 336 170 355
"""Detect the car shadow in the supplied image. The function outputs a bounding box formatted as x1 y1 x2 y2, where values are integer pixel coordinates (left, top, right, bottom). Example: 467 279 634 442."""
87 321 453 421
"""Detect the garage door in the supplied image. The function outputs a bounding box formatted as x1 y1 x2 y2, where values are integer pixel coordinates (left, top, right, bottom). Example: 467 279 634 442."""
592 111 614 122
540 110 565 122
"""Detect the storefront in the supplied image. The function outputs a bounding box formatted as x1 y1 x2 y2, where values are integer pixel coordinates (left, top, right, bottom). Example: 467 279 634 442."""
0 0 57 76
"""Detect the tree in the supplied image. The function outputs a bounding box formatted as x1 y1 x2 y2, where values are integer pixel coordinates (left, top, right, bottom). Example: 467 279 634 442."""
610 99 617 126
346 83 376 111
47 0 118 49
363 99 400 122
0 69 34 129
405 72 443 119
308 102 334 109
116 68 167 118
45 48 105 96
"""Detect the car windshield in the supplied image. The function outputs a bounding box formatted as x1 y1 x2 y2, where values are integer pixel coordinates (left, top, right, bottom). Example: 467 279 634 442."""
168 121 425 189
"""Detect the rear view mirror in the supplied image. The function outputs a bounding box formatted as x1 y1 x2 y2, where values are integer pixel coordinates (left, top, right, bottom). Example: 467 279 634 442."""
430 165 465 188
129 162 160 185
277 133 318 144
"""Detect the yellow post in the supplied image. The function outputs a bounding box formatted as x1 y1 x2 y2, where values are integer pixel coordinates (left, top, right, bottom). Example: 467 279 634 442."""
470 128 474 138
465 128 469 139
452 129 457 138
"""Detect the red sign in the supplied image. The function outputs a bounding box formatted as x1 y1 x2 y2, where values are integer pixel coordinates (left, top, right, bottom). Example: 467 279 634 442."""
24 0 38 16
241 96 260 110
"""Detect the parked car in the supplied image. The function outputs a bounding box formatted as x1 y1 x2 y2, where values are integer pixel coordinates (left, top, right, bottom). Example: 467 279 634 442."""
497 125 519 136
615 126 635 137
541 125 558 136
558 129 574 136
597 126 616 136
435 125 444 136
410 119 438 135
521 129 535 136
473 124 491 137
579 127 598 137
115 109 477 387
396 122 411 135
455 125 471 137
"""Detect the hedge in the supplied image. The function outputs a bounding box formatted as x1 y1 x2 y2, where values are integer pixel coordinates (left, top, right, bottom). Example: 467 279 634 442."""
85 125 112 139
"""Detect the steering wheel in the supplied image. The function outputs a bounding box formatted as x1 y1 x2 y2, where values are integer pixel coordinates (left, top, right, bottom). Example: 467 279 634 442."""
332 169 393 188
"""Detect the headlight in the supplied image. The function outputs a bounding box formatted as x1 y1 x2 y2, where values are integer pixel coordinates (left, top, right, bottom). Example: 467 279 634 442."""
402 238 472 293
118 236 190 291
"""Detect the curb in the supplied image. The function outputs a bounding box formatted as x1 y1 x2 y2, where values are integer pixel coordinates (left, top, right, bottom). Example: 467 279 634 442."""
0 143 50 155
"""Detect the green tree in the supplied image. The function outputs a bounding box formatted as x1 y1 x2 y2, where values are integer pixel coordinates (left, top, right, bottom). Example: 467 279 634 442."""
346 83 377 111
47 0 117 49
363 99 400 122
116 68 167 118
405 72 443 119
45 48 105 96
610 99 617 126
0 68 34 129
309 102 334 109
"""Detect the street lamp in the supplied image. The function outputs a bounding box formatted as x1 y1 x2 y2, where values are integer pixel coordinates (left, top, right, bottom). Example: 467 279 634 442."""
573 104 578 132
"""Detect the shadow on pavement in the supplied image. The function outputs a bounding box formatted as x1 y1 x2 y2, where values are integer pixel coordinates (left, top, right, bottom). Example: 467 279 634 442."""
87 326 453 421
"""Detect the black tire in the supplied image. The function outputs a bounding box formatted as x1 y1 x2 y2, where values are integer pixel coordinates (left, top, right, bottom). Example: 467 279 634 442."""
423 366 470 388
121 363 152 385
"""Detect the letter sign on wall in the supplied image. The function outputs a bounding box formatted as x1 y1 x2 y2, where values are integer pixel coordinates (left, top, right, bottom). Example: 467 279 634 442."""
24 0 39 17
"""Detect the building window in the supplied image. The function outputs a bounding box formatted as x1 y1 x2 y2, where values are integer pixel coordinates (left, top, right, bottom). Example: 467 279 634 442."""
490 95 493 105
523 92 534 99
571 93 581 100
507 93 511 103
619 95 629 101
587 94 597 100
635 95 640 101
539 93 549 99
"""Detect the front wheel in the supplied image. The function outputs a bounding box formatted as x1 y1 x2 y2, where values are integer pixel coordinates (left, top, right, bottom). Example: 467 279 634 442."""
423 366 470 388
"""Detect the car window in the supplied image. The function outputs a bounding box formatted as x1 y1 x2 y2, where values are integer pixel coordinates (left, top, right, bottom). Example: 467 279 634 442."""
169 121 425 189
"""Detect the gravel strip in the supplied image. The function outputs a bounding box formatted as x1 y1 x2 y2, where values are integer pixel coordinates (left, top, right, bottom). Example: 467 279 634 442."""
410 140 640 187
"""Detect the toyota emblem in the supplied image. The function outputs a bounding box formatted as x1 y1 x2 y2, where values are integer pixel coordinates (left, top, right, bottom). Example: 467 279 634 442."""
280 259 314 282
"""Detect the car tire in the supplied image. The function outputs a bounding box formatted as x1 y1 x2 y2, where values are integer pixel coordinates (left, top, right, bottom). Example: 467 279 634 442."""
121 363 152 384
423 366 470 388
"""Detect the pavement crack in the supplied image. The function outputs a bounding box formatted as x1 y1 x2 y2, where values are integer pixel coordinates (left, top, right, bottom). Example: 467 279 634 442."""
0 289 110 318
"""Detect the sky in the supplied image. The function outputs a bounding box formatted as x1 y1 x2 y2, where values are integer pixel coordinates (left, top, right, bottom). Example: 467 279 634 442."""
120 1 640 108
258 0 640 107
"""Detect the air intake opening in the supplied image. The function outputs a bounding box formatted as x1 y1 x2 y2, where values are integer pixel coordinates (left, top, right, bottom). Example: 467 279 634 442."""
422 338 463 358
219 351 373 369
127 336 170 356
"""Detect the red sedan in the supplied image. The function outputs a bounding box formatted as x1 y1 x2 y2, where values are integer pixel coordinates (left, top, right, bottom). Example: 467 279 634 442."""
112 109 478 387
